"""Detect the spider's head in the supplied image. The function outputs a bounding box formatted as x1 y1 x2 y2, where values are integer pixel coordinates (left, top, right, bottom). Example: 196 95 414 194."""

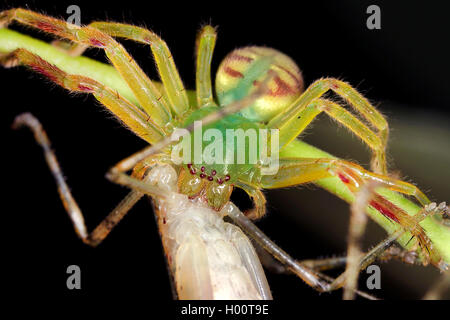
215 46 304 123
177 164 233 212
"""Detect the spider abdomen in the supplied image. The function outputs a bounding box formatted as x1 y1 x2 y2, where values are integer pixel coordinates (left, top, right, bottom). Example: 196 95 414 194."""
215 46 304 122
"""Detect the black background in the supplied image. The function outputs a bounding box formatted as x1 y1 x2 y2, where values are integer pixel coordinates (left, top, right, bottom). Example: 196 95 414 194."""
3 0 450 304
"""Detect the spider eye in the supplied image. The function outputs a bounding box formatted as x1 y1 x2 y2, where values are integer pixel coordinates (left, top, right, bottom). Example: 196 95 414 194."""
215 46 304 122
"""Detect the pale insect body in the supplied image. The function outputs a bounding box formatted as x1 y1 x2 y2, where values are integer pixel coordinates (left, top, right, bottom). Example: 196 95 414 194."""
146 164 272 299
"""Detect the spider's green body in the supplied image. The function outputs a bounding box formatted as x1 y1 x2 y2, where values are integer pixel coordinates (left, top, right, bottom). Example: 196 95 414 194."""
182 105 263 184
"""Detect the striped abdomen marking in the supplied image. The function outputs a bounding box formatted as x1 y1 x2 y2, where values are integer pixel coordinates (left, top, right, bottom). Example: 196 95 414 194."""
216 46 304 122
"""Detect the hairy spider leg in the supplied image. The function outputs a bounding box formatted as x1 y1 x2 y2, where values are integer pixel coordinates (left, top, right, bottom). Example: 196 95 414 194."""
195 25 217 107
12 113 167 246
252 157 445 269
61 21 191 116
55 24 217 110
236 96 386 220
1 48 164 144
267 78 389 174
0 8 173 129
52 23 218 113
3 48 180 245
233 181 267 220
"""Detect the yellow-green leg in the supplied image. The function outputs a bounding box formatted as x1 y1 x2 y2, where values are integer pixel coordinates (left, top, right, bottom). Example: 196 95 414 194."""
195 25 217 108
232 95 386 220
49 20 192 116
0 8 172 128
56 23 217 111
234 181 267 219
267 78 389 174
252 157 446 269
2 48 176 202
70 21 191 117
259 158 429 205
1 48 164 144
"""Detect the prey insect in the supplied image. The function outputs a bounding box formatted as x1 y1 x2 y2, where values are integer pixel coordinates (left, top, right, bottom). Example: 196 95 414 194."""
2 8 449 299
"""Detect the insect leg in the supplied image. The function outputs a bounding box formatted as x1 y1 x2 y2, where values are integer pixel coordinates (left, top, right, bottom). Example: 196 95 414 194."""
233 201 442 295
1 48 164 144
299 246 423 272
0 8 172 128
225 203 379 298
255 238 421 274
254 249 378 299
267 78 388 174
12 113 147 247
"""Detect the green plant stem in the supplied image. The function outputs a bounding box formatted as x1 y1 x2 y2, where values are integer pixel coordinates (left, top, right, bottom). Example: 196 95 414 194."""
1 28 448 263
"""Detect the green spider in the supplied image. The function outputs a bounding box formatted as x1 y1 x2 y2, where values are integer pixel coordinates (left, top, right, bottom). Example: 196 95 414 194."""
1 8 448 299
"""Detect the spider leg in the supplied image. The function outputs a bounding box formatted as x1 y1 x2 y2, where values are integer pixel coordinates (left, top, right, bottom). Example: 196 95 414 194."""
50 38 88 57
252 157 447 269
234 181 267 219
11 113 168 247
52 23 216 113
0 8 172 128
1 48 164 144
260 158 430 205
245 96 384 218
65 21 191 116
195 25 217 107
5 49 174 224
267 78 389 174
